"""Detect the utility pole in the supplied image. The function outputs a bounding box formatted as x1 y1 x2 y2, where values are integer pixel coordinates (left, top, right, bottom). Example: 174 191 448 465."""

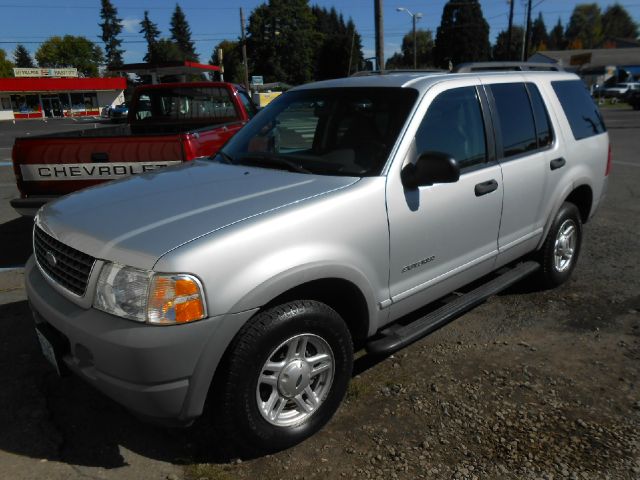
523 0 533 61
240 7 250 92
347 27 355 76
506 0 515 60
374 0 384 71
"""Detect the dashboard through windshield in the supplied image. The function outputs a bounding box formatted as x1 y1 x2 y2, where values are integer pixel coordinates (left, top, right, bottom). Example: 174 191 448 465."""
217 87 418 176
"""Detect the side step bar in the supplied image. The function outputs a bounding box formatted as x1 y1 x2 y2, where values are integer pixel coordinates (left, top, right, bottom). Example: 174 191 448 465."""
365 261 540 356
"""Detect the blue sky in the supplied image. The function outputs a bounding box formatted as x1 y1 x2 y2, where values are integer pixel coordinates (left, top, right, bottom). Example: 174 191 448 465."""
0 0 638 66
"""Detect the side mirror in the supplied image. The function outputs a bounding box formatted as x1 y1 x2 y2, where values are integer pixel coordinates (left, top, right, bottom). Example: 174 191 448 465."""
401 151 460 189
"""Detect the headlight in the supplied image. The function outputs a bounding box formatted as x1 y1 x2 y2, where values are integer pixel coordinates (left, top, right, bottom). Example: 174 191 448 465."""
93 263 206 325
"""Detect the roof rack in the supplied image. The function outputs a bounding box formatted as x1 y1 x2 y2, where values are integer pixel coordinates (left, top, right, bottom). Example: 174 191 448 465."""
453 62 563 73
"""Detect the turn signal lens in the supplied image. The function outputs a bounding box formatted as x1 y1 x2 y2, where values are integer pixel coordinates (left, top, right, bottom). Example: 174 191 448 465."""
147 274 206 325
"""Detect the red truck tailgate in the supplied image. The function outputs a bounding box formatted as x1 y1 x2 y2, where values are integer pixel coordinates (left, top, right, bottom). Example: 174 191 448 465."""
13 132 185 197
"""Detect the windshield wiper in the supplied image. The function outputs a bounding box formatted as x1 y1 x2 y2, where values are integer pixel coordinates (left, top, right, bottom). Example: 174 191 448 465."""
235 154 312 174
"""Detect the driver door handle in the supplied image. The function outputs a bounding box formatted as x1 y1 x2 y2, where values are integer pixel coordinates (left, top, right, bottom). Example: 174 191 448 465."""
474 179 498 197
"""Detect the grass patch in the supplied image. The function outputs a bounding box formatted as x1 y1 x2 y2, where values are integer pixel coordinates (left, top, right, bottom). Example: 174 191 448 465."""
346 377 372 401
596 101 633 110
184 463 237 480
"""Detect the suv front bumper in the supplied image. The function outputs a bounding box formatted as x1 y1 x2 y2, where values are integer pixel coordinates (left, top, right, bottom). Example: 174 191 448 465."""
25 256 257 425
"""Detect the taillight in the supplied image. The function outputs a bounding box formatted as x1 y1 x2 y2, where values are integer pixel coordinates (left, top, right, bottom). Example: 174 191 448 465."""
605 142 612 176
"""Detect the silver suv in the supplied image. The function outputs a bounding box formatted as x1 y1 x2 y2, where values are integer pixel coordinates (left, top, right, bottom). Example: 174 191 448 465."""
27 69 610 452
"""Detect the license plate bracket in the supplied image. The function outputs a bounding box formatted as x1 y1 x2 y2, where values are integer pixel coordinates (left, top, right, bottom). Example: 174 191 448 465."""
35 324 68 376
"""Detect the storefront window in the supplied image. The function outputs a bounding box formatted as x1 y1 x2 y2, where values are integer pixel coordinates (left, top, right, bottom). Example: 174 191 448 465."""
70 93 85 110
1 97 11 110
84 92 98 109
10 94 40 113
58 93 71 110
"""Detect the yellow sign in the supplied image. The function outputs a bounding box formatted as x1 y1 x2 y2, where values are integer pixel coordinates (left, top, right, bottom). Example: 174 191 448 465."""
13 68 79 78
253 91 282 108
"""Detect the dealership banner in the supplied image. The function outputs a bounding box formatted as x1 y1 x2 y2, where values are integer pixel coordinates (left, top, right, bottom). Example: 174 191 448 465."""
13 68 79 78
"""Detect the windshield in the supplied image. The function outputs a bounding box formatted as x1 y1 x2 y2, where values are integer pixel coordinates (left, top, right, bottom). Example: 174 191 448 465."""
217 87 418 177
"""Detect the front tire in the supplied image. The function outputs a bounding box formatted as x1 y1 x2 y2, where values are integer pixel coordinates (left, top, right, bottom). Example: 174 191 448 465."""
538 202 583 288
218 300 353 453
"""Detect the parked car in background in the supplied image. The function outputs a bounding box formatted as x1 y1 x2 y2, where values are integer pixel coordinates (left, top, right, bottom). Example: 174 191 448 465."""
603 82 640 102
627 89 640 110
11 82 257 215
109 102 129 119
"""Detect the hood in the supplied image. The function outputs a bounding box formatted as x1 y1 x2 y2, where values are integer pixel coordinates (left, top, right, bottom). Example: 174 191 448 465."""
38 160 358 269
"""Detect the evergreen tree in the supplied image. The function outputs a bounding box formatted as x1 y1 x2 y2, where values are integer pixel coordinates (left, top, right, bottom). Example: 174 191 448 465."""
35 36 103 76
99 0 124 69
548 18 566 50
140 11 161 63
530 13 549 53
170 4 198 62
565 4 603 49
247 0 316 85
386 29 434 69
311 7 364 79
493 26 524 61
0 49 14 77
602 4 638 40
210 40 244 83
13 44 35 68
434 0 490 69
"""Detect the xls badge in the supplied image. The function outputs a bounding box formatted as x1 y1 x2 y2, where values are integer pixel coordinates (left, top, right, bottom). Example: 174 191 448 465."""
402 256 435 273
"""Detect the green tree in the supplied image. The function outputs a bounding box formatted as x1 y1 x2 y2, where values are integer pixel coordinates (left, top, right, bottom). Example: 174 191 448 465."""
210 40 245 83
311 7 364 79
99 0 124 69
492 26 524 61
548 18 566 50
434 0 490 69
530 13 549 53
155 38 183 62
140 11 161 63
13 44 35 68
565 3 603 49
0 49 14 77
385 29 434 69
170 4 198 62
602 4 638 40
35 36 103 77
247 0 317 85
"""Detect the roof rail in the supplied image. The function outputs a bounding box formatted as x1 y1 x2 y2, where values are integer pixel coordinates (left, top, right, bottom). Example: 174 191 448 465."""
453 62 563 73
350 69 445 77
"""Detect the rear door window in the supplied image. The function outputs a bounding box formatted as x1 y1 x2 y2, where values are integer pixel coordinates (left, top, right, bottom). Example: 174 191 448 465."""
552 80 606 140
526 83 553 148
488 83 537 158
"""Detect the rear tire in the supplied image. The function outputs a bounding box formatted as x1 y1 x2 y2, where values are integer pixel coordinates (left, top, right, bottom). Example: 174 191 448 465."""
538 202 583 289
217 300 353 454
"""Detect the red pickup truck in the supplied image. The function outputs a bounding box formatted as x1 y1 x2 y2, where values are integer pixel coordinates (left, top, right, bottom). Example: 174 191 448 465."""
11 81 256 215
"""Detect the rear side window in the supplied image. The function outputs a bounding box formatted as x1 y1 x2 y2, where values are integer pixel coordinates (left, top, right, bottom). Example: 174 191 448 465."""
526 83 553 148
489 83 537 158
415 86 487 169
552 80 606 140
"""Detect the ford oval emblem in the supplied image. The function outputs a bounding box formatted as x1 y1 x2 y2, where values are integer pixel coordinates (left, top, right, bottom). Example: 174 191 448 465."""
45 251 57 267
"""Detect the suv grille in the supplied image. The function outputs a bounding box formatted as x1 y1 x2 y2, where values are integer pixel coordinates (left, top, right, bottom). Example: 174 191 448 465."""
33 225 95 296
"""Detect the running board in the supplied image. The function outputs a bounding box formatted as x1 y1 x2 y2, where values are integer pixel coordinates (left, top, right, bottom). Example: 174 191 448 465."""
365 261 540 356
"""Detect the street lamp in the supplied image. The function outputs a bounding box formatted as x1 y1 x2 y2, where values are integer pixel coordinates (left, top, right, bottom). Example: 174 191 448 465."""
397 7 423 69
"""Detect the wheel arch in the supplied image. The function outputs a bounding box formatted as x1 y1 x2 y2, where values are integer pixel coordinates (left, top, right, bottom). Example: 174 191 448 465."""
565 184 593 224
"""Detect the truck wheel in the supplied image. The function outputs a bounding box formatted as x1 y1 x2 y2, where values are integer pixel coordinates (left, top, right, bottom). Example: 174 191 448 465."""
219 300 353 453
538 202 582 288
